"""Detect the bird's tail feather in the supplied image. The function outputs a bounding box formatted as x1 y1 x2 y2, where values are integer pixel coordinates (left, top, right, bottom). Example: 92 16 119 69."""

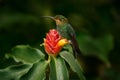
70 35 83 59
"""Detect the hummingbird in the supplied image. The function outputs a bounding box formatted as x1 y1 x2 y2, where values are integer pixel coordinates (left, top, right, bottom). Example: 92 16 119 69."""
43 15 83 59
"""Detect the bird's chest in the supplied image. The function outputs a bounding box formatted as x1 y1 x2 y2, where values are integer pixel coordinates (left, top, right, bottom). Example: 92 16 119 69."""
57 26 70 39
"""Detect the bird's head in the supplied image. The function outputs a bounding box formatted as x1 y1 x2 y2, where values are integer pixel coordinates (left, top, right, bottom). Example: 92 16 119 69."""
54 15 68 25
42 15 68 25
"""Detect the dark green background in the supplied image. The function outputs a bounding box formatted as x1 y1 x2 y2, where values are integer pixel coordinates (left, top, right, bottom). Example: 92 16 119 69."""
0 0 120 80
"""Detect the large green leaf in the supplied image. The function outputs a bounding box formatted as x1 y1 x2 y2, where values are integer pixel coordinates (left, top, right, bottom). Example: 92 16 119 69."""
21 60 49 80
6 45 45 64
49 56 69 80
60 51 86 80
1 44 48 80
0 64 32 80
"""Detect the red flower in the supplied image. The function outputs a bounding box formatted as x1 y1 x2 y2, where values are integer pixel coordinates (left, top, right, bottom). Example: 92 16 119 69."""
44 29 68 56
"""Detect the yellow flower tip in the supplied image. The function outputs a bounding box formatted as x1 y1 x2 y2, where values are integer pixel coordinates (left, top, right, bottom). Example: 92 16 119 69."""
40 43 44 46
40 38 46 46
57 39 69 47
43 38 46 42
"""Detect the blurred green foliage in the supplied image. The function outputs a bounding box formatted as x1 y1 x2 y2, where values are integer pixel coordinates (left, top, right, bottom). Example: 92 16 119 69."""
0 0 120 80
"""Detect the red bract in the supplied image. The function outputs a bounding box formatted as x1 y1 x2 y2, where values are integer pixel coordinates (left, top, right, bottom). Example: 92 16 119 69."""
44 29 68 56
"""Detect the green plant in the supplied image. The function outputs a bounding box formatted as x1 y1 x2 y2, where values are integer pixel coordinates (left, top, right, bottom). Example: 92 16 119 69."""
0 29 85 80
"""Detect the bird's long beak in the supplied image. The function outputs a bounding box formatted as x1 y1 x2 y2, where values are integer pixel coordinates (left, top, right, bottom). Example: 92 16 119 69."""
41 16 54 20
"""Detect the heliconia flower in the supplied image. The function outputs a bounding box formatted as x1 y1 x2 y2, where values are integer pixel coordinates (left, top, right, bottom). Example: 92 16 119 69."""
44 29 69 56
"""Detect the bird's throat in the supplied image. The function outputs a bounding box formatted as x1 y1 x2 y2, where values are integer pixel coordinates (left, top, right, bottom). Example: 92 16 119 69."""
55 20 63 25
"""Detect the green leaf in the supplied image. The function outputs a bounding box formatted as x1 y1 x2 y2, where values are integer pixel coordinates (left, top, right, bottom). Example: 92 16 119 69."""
6 45 45 64
60 51 86 80
0 64 32 80
63 44 73 54
49 56 69 80
21 60 49 80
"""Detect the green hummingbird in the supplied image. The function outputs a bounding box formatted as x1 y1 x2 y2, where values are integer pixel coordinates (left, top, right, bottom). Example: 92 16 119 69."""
43 15 83 59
